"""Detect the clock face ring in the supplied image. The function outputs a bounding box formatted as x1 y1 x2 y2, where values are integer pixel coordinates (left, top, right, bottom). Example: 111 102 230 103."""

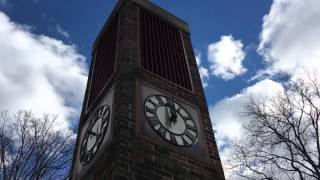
144 95 198 147
80 104 110 165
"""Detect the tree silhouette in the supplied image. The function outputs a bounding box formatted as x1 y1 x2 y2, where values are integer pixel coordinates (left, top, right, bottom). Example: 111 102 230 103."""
0 111 74 180
231 75 320 180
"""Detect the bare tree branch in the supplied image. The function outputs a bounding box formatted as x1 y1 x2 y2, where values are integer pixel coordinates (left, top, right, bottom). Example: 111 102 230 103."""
0 111 74 180
231 76 320 179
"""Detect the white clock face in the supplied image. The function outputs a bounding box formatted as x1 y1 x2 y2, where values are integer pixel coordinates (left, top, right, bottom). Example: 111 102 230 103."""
144 95 198 146
80 104 110 165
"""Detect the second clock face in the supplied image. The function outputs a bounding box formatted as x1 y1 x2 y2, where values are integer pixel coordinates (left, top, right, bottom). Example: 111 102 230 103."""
80 104 110 165
144 95 198 146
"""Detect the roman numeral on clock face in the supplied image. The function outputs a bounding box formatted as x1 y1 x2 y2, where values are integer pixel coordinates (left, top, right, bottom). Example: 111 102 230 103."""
181 135 190 145
88 150 93 160
148 116 160 126
186 123 197 132
170 133 177 145
98 106 108 118
82 153 88 163
183 115 193 121
155 96 166 106
175 104 181 112
147 98 157 108
145 106 156 115
157 126 167 137
185 131 196 142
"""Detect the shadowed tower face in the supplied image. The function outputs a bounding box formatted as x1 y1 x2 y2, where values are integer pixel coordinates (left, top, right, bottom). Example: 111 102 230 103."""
70 0 225 179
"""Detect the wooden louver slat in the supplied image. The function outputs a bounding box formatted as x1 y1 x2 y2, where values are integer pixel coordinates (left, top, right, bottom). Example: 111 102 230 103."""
140 10 192 91
87 16 118 110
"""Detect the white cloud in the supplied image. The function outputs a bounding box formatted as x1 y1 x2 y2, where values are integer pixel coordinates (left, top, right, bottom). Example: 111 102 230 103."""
198 67 209 87
56 24 70 39
195 52 202 65
210 79 284 178
213 0 320 177
257 0 320 80
0 11 87 131
208 35 247 81
195 53 209 87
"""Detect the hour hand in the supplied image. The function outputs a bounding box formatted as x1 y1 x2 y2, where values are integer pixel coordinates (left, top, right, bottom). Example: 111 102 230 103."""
169 113 177 124
168 98 177 124
88 130 97 136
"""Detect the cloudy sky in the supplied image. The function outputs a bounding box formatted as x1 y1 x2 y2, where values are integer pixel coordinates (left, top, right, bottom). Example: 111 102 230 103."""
1 0 320 178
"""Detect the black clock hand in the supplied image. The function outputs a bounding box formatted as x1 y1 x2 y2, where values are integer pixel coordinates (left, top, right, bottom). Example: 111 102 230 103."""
169 97 177 124
88 130 97 136
166 97 173 115
164 104 172 128
170 113 177 124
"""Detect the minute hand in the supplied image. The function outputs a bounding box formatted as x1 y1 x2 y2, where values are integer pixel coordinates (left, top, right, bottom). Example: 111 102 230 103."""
169 98 177 123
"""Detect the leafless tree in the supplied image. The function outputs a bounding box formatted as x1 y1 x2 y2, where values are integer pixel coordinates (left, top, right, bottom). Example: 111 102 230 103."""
0 111 74 180
231 75 320 180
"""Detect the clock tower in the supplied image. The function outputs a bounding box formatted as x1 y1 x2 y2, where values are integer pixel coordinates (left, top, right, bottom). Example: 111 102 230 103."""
70 0 225 179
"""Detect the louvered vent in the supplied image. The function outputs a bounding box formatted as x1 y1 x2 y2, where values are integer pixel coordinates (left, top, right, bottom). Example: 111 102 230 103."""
140 10 192 90
87 16 118 110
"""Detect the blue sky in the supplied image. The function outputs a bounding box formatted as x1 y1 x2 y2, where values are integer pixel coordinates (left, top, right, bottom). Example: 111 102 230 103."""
1 0 320 178
0 0 271 104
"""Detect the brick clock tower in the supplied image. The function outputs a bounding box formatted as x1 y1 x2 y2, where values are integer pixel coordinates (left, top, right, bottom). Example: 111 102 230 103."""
70 0 225 179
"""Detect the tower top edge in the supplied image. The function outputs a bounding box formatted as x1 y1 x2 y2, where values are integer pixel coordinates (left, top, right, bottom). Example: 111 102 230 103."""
92 0 190 51
128 0 190 32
